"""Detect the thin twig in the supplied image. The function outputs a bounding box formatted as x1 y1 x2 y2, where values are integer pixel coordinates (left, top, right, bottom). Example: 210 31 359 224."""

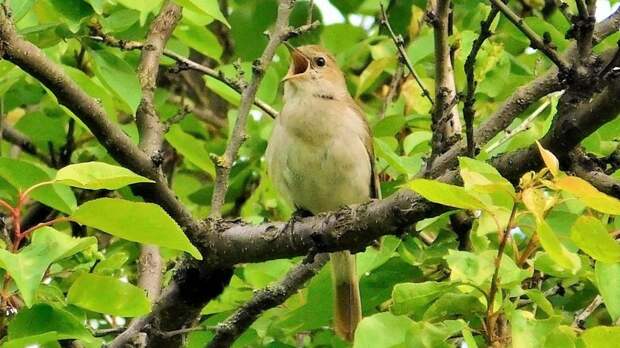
168 95 227 129
209 0 318 217
306 0 314 26
485 202 518 346
488 0 570 72
379 3 434 105
87 31 278 119
208 253 329 348
0 125 50 165
485 98 552 153
463 7 499 157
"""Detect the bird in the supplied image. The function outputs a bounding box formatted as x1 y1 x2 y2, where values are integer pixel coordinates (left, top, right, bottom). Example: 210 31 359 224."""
266 44 380 341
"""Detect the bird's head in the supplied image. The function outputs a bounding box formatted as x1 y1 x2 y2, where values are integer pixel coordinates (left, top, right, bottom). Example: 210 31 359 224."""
282 44 347 101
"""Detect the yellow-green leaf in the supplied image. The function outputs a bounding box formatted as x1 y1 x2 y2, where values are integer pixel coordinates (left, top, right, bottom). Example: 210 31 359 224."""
536 141 559 176
555 176 620 215
55 162 153 190
408 179 487 211
535 218 581 273
571 216 620 263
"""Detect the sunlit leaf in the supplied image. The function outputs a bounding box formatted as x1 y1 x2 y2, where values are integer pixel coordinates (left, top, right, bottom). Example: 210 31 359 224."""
55 162 153 190
71 198 202 259
535 218 581 273
595 261 620 322
536 141 559 176
571 216 620 263
407 179 487 211
555 176 620 215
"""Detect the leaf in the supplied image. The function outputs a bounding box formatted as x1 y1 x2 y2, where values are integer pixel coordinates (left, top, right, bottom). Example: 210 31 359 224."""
525 289 555 316
0 158 76 214
70 198 202 259
445 250 494 286
391 281 454 316
535 218 581 273
0 227 96 306
555 176 620 215
353 312 413 348
571 216 620 263
374 137 410 175
406 320 467 348
580 326 620 347
2 332 60 348
165 125 216 177
536 141 559 176
89 48 141 113
356 57 395 97
511 310 561 348
458 157 515 197
176 0 230 27
67 273 151 317
8 304 92 342
174 19 222 60
522 187 550 219
10 0 35 22
595 261 620 322
422 293 485 321
55 162 154 190
408 179 487 211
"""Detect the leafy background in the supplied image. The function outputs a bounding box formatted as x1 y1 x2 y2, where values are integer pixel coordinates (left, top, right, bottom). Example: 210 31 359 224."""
0 0 619 347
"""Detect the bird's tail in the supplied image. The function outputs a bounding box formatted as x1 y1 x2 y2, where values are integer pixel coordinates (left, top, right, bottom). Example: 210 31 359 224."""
330 251 362 341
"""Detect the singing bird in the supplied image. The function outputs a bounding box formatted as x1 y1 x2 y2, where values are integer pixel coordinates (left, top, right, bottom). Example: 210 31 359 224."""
266 45 379 341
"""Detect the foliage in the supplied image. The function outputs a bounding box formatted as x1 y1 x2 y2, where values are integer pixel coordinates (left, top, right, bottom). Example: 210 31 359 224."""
0 0 619 347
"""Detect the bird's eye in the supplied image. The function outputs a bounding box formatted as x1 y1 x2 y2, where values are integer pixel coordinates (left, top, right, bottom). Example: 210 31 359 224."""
315 57 326 67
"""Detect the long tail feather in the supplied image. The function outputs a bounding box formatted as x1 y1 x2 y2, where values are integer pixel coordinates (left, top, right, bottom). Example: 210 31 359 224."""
330 251 362 341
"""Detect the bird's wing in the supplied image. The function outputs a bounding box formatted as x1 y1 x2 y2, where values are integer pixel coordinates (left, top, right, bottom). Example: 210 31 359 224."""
348 100 381 200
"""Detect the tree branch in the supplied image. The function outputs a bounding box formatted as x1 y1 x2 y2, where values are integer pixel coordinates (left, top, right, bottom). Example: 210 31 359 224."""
568 147 620 199
133 1 182 302
0 125 50 165
463 7 499 157
427 0 462 167
209 0 318 217
488 0 570 72
207 253 329 348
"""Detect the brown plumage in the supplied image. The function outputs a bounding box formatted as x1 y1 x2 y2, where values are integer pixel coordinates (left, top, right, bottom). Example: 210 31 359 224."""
266 45 378 341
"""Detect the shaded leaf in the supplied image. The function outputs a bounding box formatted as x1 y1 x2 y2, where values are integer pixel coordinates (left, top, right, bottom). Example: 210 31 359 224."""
595 261 620 322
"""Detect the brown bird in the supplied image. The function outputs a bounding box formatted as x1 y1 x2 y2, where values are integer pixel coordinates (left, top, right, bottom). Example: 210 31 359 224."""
266 45 379 341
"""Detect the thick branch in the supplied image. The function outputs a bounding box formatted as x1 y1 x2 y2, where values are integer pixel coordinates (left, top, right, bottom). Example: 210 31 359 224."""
568 148 620 199
207 253 329 348
428 0 462 163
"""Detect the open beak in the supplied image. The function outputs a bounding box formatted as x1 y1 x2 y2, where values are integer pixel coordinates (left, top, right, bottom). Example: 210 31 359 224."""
282 43 309 82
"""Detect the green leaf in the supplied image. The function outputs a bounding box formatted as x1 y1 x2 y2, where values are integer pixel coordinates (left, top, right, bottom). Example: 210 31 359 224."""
458 157 515 197
406 320 467 348
55 162 154 190
356 57 395 97
165 125 216 177
174 19 222 61
9 0 35 22
511 310 561 348
2 332 60 348
70 198 202 259
535 218 581 273
8 303 92 342
580 326 620 347
67 273 151 317
525 289 555 316
49 0 94 32
571 216 620 263
391 281 454 316
0 158 76 214
555 176 620 215
422 292 485 321
408 179 487 211
374 137 410 175
0 227 96 306
445 250 494 286
176 0 230 27
353 312 413 348
89 48 141 113
595 261 620 322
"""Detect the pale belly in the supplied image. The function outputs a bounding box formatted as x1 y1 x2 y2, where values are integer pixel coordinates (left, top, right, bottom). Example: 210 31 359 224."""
267 125 371 214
